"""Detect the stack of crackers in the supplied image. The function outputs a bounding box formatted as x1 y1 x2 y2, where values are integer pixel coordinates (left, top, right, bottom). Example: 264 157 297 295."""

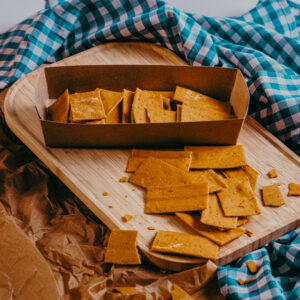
47 86 235 124
125 145 261 261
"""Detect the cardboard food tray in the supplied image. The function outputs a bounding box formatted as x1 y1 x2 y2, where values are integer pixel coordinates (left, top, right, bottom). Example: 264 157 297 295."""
35 64 248 147
4 42 300 271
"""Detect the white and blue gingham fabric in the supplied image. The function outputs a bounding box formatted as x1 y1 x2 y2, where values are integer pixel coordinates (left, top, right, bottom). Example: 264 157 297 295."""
0 0 299 154
218 228 300 300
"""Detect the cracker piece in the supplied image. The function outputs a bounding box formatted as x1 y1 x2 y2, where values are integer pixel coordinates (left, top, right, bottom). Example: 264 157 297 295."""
222 165 259 191
181 103 233 122
129 157 193 189
126 149 193 172
145 183 208 214
99 88 122 115
237 217 248 226
122 214 133 222
288 182 300 196
189 169 227 193
120 177 128 183
114 287 138 295
150 230 219 260
106 102 122 124
201 194 238 229
267 169 278 178
247 261 258 273
48 89 69 122
170 284 194 300
244 278 255 285
176 104 182 122
104 230 141 264
122 89 135 123
162 96 172 110
147 106 176 123
69 89 106 122
176 213 246 246
185 145 247 169
132 88 164 123
262 184 285 206
174 86 231 113
237 278 244 285
218 177 261 216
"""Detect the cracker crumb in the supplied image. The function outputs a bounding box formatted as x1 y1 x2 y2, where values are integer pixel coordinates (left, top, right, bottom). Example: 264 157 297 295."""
288 182 300 196
108 205 113 208
237 278 244 285
122 214 133 222
244 278 255 284
267 169 278 178
147 226 155 230
250 289 255 293
246 230 253 237
132 188 135 191
103 192 109 196
83 269 94 276
120 177 128 183
125 195 128 198
247 261 258 273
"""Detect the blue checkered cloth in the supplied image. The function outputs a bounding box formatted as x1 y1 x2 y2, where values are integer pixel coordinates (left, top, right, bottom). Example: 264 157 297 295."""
0 0 299 154
218 228 300 300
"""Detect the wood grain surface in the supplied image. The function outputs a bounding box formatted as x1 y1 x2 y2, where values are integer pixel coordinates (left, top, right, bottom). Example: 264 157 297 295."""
3 42 300 271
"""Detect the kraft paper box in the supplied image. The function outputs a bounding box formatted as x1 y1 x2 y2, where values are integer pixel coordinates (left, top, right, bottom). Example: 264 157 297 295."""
35 65 249 147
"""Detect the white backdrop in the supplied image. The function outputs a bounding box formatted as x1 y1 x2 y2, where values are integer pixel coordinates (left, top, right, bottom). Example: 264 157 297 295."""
0 0 259 33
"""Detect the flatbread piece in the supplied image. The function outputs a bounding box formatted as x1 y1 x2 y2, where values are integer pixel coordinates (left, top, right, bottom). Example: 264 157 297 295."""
150 230 219 260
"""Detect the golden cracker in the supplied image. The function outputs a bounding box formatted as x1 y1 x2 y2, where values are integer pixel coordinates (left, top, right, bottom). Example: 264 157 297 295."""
162 96 172 110
69 89 106 122
181 102 233 122
176 104 182 122
104 230 141 265
145 183 208 214
126 149 193 172
189 169 227 193
185 145 247 169
106 102 122 124
262 184 285 206
176 213 246 246
132 88 164 123
222 165 259 191
99 88 122 115
173 86 231 113
122 89 135 123
217 177 261 216
267 169 278 178
150 230 219 260
201 194 238 229
48 89 70 123
147 106 176 123
129 157 193 189
288 182 300 196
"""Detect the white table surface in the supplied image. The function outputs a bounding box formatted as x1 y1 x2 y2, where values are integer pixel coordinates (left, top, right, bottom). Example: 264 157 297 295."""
0 0 258 34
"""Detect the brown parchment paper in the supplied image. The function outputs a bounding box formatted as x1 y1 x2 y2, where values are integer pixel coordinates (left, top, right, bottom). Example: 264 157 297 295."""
0 103 224 299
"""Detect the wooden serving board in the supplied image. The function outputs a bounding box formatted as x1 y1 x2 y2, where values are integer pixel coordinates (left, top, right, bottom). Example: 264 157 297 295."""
4 42 300 271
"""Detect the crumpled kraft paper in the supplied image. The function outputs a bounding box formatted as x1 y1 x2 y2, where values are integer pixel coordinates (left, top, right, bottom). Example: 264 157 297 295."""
0 111 224 299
